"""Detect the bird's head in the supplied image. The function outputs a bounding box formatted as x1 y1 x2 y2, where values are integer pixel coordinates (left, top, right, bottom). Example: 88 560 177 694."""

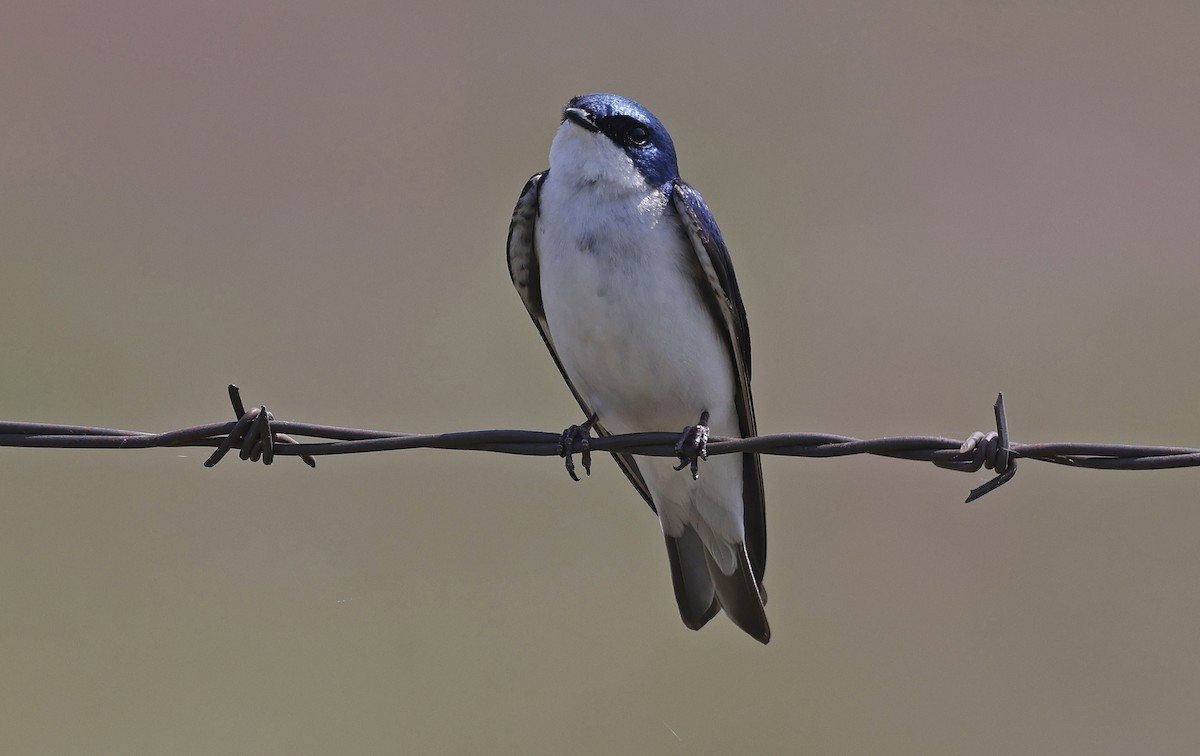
548 93 680 194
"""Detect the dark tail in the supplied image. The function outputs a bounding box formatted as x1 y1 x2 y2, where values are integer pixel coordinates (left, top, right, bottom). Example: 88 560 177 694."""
665 527 770 644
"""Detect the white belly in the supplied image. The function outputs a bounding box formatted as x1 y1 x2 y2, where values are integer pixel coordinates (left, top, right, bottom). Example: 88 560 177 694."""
537 187 733 433
535 177 746 569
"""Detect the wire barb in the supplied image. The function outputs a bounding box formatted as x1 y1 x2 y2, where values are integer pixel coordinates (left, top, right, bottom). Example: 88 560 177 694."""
961 393 1017 503
203 385 316 469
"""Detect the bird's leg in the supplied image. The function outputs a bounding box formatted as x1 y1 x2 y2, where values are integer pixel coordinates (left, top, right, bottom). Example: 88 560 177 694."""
673 410 710 481
559 413 598 482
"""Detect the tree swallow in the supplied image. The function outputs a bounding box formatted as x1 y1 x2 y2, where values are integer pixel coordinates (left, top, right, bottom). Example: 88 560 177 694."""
507 93 769 643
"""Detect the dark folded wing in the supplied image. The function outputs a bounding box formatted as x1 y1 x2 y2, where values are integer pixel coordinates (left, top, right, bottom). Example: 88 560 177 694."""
670 180 767 582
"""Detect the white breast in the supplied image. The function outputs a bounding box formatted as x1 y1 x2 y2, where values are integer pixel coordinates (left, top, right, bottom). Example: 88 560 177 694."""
535 122 747 567
537 175 736 437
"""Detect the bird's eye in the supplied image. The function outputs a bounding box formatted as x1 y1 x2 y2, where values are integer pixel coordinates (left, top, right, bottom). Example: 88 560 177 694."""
625 125 649 147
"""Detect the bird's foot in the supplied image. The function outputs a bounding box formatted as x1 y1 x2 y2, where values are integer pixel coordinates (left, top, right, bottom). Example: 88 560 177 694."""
559 413 598 482
673 410 710 481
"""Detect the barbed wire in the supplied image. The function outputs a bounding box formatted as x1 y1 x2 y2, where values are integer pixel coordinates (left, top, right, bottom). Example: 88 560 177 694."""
3 385 1198 503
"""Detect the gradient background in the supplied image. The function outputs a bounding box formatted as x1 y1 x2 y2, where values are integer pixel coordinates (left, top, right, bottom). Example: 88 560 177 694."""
3 2 1200 753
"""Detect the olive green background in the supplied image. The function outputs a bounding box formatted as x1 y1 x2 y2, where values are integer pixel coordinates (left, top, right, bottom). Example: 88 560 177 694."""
3 2 1199 753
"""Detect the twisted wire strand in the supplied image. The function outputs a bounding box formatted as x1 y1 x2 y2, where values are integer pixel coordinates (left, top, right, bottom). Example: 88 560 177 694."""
3 386 1198 503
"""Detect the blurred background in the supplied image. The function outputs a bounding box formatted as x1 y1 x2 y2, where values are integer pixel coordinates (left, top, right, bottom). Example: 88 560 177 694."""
3 2 1199 753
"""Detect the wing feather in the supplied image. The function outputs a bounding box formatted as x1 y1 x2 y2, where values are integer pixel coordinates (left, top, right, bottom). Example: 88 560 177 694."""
670 180 767 583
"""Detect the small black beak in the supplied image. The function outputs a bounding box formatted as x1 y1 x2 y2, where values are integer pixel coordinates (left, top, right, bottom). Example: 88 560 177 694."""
562 106 600 133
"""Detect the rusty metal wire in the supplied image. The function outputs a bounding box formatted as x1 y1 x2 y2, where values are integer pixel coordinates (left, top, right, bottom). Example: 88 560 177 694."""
3 385 1199 503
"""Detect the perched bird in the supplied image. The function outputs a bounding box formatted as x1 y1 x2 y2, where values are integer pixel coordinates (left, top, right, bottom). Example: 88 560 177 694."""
507 93 769 643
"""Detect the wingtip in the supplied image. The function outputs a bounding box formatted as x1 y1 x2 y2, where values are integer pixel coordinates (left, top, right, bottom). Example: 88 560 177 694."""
704 544 771 644
753 625 771 645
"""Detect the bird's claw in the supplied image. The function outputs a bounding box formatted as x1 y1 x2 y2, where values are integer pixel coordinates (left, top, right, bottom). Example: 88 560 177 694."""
559 413 598 482
673 410 710 480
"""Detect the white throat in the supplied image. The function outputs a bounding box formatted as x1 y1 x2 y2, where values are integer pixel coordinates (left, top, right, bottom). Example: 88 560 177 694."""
547 123 649 196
